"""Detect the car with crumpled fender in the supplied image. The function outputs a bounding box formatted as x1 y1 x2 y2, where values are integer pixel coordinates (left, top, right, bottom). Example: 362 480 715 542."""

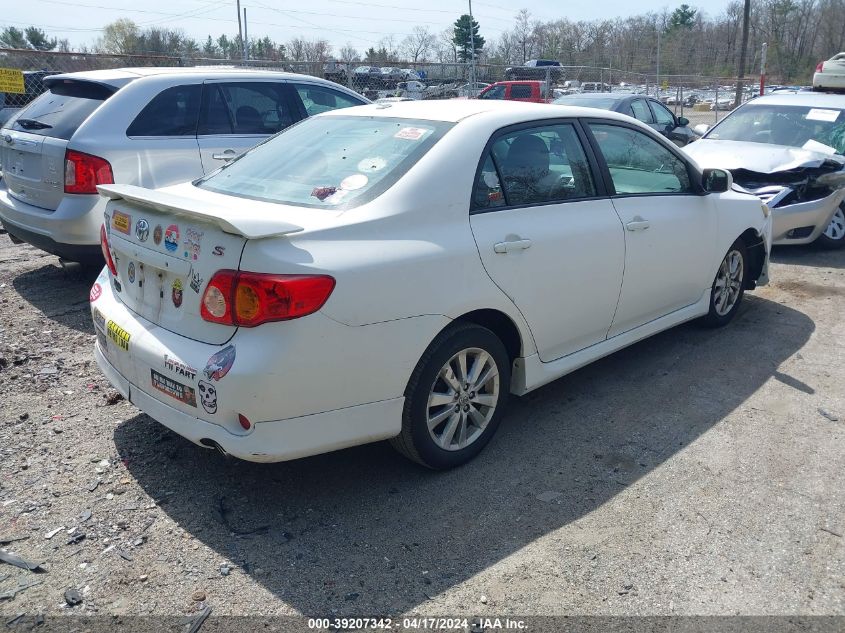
90 100 771 470
685 92 845 248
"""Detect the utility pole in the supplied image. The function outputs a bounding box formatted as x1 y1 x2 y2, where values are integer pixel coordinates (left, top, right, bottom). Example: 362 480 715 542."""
656 26 661 98
236 0 244 62
468 0 476 92
243 7 248 62
733 0 751 107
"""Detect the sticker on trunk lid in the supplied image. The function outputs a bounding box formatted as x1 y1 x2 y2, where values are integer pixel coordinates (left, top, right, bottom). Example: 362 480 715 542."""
164 225 179 253
111 211 131 235
171 279 183 308
106 320 130 352
135 219 150 242
182 228 203 260
153 225 163 245
151 369 197 407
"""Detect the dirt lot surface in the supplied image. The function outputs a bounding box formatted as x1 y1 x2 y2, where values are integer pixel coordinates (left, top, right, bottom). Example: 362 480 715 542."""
0 233 843 620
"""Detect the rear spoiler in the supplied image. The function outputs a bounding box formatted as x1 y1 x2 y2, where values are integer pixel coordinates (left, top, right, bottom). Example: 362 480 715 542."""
97 184 303 240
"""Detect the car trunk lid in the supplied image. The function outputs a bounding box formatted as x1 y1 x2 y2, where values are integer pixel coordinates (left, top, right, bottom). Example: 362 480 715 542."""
99 184 304 345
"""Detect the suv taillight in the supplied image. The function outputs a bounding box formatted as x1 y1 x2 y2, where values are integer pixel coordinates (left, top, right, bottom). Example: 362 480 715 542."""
201 270 335 327
65 149 113 194
816 61 825 73
100 224 117 275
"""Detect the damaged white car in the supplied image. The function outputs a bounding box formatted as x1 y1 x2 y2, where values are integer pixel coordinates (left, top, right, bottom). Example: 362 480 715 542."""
686 93 845 248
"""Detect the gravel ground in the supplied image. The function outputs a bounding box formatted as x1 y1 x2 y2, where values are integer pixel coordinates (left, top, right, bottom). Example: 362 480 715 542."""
0 232 843 620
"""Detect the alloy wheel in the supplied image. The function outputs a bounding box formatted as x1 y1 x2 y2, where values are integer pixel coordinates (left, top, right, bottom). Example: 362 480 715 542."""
713 249 744 316
426 347 500 451
823 207 845 241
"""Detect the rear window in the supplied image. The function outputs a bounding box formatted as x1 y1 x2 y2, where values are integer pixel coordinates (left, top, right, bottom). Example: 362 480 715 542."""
197 115 452 209
9 80 114 140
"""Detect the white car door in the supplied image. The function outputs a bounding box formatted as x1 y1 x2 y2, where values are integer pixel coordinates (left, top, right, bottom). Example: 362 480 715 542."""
469 122 625 362
197 80 299 173
585 122 716 337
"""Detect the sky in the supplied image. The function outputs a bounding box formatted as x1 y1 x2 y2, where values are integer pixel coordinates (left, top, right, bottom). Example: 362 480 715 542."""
4 0 734 53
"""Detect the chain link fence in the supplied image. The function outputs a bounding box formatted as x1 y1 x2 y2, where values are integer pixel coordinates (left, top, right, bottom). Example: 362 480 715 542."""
1 47 758 127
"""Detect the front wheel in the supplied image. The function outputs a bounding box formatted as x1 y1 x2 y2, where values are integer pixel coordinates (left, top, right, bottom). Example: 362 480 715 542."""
390 323 510 470
700 238 748 328
814 204 845 249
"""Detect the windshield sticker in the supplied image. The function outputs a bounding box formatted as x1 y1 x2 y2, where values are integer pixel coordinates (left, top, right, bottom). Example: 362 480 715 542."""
127 262 135 284
135 219 150 242
171 279 183 308
189 270 203 294
204 345 236 382
311 186 337 201
340 174 368 191
806 109 840 122
358 157 387 172
89 283 102 303
164 354 197 381
394 127 429 141
153 225 163 246
106 320 130 352
183 228 203 260
164 225 179 253
198 381 217 414
151 369 197 407
111 211 131 235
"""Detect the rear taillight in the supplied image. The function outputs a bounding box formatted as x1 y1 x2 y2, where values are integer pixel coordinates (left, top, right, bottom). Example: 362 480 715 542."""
200 270 335 327
816 61 825 73
65 149 113 194
100 224 117 275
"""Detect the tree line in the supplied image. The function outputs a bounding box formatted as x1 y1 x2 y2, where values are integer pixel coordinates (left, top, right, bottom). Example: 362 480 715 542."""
2 0 844 81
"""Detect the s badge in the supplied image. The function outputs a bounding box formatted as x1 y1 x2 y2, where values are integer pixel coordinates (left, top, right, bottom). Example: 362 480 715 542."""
212 245 225 257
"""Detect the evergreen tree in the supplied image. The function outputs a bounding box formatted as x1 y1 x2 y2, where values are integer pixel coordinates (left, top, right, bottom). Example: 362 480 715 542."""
452 14 484 63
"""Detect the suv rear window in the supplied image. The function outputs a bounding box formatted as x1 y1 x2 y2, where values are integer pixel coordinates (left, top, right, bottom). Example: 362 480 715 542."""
198 115 452 209
10 80 114 140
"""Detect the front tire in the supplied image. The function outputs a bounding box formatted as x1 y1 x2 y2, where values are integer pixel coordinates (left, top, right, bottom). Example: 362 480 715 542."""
814 204 845 249
701 238 748 328
390 323 511 470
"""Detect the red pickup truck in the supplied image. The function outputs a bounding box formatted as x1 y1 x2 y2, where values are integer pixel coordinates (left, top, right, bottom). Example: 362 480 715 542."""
477 81 551 103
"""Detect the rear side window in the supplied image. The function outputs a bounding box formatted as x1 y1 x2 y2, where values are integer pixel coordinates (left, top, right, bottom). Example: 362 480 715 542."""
199 82 295 136
127 84 201 137
10 80 113 140
294 84 363 116
630 99 654 123
511 85 532 99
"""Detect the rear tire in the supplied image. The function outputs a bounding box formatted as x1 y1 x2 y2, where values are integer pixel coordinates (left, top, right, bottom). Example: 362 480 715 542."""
814 204 845 249
700 238 748 328
390 323 510 470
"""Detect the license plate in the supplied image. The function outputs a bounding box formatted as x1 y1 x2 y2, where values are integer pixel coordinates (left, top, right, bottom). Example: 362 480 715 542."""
111 210 131 235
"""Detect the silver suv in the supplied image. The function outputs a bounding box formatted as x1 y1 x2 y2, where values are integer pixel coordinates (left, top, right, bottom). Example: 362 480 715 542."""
0 67 367 262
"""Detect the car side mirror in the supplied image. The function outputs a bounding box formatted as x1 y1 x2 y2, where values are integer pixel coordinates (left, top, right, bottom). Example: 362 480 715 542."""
677 116 689 126
693 123 710 136
703 168 732 193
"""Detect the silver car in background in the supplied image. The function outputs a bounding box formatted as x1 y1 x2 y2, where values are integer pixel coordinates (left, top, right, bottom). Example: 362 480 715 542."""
685 93 845 248
0 67 367 263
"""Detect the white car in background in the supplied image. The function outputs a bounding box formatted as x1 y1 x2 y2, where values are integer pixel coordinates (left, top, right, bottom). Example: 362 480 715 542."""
0 67 367 263
813 53 845 91
92 100 770 470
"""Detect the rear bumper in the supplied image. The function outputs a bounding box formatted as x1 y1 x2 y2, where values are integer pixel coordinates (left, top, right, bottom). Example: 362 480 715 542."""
95 343 403 462
813 72 845 90
0 178 103 258
770 189 845 245
1 215 102 262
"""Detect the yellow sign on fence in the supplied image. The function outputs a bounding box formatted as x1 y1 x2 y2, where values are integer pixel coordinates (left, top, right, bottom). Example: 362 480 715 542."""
0 68 25 94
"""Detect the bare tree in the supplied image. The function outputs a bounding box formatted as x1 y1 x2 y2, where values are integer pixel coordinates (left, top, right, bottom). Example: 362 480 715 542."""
339 43 359 63
514 8 534 64
401 26 435 63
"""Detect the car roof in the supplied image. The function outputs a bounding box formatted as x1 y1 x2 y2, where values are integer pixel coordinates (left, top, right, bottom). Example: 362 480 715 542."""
557 92 633 100
745 92 845 107
45 66 332 89
320 99 639 126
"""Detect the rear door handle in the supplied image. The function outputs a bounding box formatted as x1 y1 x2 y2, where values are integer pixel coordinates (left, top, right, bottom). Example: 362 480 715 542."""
625 218 650 231
493 239 532 254
211 149 237 161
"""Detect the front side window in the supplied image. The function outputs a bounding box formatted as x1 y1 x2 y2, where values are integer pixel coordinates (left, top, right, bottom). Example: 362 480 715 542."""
473 123 595 209
630 99 654 124
294 84 363 117
479 85 506 100
127 84 201 137
650 101 676 127
198 115 452 209
589 123 692 195
199 82 295 136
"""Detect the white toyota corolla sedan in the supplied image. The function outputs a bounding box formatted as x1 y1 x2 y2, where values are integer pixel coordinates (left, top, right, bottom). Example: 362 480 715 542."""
91 100 771 469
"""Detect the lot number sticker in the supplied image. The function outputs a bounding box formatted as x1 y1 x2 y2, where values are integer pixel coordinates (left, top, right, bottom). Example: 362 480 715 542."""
0 68 24 94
